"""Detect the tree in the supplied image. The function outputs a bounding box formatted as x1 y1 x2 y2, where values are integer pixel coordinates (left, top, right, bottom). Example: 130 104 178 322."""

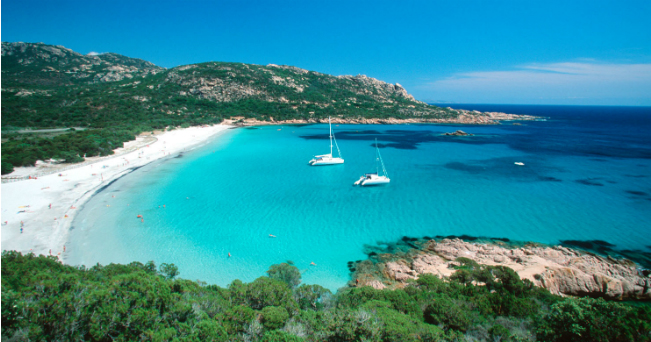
294 284 330 310
267 263 301 289
159 263 179 279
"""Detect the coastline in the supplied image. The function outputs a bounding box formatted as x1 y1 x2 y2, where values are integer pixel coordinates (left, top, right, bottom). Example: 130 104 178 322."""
351 237 651 300
224 111 542 126
1 124 233 260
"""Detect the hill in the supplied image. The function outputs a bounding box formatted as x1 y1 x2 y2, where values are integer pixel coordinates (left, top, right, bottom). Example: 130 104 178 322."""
1 42 532 174
1 42 527 129
1 42 164 87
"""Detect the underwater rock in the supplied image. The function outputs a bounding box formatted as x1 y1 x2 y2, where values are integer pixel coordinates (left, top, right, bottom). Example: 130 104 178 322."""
443 130 473 136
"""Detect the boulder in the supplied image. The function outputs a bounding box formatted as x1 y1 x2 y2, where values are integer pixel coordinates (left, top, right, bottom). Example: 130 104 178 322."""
360 238 651 300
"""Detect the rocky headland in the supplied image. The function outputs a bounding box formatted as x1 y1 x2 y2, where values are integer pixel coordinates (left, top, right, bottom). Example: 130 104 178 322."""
224 110 539 127
350 238 650 300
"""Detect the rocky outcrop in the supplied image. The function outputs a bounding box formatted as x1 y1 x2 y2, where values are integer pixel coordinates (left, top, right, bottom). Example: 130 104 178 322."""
336 74 420 103
357 238 650 300
2 42 164 85
443 130 473 136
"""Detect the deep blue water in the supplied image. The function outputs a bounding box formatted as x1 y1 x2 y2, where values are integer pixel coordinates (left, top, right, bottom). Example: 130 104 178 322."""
67 105 651 289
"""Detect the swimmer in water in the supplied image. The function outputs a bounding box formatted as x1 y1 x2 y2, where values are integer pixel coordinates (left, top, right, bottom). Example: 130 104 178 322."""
228 252 231 258
310 262 317 266
269 234 276 238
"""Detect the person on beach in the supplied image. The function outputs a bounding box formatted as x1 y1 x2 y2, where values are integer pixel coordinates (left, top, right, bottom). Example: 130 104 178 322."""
49 204 52 209
20 227 23 234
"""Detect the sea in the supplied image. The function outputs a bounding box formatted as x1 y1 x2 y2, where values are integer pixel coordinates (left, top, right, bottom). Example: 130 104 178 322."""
66 104 651 290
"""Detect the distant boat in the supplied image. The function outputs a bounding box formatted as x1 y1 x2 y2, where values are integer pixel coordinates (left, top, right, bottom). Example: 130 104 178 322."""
515 162 525 166
355 138 390 186
309 117 344 166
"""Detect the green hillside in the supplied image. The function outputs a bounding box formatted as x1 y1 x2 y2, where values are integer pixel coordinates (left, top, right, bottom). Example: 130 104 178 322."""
0 42 477 174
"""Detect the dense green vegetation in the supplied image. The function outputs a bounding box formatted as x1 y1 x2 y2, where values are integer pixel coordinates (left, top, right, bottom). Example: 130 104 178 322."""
1 42 464 174
3 252 649 341
1 127 143 172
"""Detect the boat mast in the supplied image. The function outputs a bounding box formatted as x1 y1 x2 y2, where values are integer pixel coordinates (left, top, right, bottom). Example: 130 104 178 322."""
375 138 380 175
329 116 333 156
376 138 388 177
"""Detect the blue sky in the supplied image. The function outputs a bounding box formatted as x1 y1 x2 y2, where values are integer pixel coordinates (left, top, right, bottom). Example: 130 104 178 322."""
3 0 651 105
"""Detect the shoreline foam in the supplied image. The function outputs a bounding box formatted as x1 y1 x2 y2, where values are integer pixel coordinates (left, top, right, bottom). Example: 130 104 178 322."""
1 124 233 260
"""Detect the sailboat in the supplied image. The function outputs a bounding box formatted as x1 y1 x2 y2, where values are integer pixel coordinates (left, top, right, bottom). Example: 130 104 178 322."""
354 138 390 186
309 117 344 166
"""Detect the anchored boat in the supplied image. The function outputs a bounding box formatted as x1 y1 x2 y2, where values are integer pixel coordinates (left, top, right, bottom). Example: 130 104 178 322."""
309 117 344 166
354 138 390 186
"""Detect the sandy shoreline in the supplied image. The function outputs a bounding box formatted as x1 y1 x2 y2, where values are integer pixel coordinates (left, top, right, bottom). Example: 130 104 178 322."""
1 124 233 260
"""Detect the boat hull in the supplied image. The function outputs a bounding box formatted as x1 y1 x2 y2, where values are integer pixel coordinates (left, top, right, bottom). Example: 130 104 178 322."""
360 175 390 186
310 157 344 166
361 179 390 186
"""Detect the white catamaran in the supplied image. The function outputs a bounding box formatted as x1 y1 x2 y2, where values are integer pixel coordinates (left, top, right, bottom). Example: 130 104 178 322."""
354 138 390 186
309 117 344 166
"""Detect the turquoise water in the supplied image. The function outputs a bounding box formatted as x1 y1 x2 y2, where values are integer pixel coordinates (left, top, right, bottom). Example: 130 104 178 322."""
67 106 651 290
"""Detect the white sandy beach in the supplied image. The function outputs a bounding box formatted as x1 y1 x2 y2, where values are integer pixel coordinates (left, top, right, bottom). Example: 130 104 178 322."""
1 124 232 260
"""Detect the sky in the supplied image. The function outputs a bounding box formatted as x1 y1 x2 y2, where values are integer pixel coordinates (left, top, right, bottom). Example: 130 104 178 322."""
2 0 651 106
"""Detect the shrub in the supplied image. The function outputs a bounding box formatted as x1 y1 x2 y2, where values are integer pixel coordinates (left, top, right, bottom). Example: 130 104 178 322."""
247 277 299 314
261 306 290 330
261 330 305 342
535 297 651 342
217 305 255 334
1 161 14 175
424 297 473 332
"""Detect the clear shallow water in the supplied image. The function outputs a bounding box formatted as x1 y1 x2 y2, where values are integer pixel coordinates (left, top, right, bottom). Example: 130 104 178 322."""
67 105 651 290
